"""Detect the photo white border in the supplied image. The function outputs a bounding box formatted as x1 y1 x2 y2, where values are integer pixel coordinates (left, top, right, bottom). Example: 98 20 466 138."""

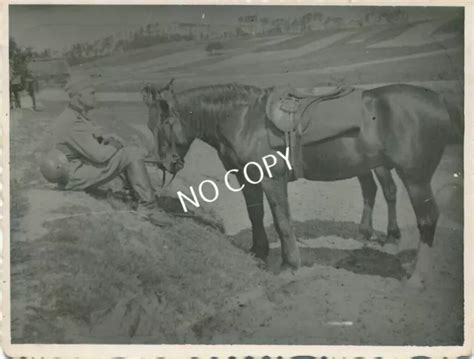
2 0 472 357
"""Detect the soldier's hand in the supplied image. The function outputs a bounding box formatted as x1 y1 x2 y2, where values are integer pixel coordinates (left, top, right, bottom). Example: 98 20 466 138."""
103 135 124 149
107 138 124 149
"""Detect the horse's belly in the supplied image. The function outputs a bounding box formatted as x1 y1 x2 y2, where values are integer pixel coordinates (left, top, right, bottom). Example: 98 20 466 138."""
302 136 384 181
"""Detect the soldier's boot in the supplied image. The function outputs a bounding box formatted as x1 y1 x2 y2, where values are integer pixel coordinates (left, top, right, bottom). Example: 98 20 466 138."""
126 160 172 228
30 92 38 111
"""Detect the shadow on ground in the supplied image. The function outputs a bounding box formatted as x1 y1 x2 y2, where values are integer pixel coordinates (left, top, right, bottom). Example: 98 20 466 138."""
230 217 416 280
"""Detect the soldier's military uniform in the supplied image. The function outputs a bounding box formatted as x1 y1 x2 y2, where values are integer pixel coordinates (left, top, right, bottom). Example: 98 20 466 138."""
24 72 38 110
41 71 173 228
53 104 156 208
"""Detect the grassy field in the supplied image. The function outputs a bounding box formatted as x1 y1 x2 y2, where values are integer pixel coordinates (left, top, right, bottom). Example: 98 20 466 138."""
81 17 463 98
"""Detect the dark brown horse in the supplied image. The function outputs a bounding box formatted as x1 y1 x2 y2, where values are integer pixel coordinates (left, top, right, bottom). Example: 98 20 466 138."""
143 81 461 289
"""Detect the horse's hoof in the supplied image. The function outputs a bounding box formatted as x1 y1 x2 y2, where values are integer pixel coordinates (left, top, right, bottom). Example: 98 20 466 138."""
281 253 301 271
382 242 399 255
250 245 270 260
404 272 426 292
387 228 401 240
401 261 414 273
356 228 373 241
254 257 268 270
369 234 380 242
280 261 299 274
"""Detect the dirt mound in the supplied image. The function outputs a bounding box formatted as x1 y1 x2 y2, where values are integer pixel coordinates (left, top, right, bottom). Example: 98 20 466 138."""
9 105 272 344
11 189 269 344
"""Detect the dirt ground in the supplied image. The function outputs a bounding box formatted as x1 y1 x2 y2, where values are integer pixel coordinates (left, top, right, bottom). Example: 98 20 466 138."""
141 116 464 346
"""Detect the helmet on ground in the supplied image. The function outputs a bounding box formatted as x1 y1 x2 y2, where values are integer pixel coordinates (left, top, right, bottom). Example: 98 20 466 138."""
39 149 69 185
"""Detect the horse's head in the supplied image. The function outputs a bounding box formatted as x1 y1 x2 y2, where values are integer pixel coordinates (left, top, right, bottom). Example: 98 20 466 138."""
141 79 190 175
141 83 158 107
141 78 177 108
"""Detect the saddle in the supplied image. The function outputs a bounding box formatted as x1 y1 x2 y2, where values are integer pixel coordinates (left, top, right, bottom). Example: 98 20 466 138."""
266 85 355 179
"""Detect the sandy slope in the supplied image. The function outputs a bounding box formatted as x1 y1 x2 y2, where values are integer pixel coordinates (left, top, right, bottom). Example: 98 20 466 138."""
9 106 274 344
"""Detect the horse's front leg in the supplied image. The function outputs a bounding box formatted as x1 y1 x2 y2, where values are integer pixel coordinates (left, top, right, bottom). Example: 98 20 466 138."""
261 174 301 270
239 179 269 260
152 125 160 161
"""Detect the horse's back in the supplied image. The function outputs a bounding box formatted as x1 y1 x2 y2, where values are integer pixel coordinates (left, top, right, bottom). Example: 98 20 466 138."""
361 84 450 136
362 84 448 120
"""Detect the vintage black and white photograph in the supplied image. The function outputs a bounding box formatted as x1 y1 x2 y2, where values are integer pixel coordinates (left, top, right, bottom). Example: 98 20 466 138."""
4 2 468 355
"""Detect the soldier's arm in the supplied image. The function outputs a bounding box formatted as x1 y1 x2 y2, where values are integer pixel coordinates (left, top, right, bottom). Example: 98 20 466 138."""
65 120 119 164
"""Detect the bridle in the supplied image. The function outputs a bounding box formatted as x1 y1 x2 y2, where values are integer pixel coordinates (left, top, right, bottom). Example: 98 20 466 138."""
142 79 186 183
157 113 185 187
143 83 184 187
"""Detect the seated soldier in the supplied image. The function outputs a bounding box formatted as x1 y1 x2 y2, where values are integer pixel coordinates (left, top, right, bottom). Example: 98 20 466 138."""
40 73 171 227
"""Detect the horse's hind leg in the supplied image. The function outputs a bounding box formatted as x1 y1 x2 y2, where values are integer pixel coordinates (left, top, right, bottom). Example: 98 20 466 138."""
357 172 377 241
374 166 401 244
396 171 439 289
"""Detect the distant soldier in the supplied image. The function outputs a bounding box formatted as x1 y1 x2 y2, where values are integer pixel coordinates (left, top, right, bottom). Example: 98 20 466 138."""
24 71 38 111
10 54 39 111
40 73 171 227
9 59 22 109
19 56 39 111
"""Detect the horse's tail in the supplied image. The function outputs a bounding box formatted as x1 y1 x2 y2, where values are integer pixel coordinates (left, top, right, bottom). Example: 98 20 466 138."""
441 96 464 144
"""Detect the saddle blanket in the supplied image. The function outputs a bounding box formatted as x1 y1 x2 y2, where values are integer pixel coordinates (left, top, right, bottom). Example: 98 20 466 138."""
267 88 365 148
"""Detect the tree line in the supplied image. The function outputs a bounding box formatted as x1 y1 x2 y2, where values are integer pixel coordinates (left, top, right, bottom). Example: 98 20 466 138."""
14 8 411 66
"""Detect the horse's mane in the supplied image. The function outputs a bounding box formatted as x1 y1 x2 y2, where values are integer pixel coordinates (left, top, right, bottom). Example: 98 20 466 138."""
176 83 265 108
173 83 268 141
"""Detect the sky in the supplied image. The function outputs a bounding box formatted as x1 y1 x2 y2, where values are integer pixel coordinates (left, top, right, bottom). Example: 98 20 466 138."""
9 5 462 52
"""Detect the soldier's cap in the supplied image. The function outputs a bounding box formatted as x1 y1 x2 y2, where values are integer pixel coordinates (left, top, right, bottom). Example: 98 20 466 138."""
64 71 102 97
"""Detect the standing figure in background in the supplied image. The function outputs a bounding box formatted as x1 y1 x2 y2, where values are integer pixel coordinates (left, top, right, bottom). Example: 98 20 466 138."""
9 59 22 109
24 71 39 111
9 53 39 111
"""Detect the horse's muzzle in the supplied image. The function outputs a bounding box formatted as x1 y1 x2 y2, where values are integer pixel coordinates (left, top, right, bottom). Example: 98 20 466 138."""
170 153 185 174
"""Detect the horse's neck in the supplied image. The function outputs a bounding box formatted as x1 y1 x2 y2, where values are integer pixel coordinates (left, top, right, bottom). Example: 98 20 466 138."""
179 89 266 151
181 104 221 148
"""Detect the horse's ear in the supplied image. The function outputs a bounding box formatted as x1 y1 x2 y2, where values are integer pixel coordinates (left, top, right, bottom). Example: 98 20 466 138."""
141 82 155 96
160 78 175 94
